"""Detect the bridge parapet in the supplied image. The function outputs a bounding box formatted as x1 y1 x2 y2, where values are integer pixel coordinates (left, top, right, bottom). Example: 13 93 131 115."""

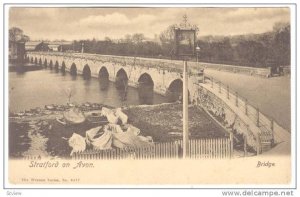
27 51 271 77
197 76 290 154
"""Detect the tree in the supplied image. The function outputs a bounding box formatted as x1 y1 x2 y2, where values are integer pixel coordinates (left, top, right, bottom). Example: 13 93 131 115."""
159 23 199 59
159 24 177 57
132 33 145 44
236 40 267 67
124 34 132 43
272 23 290 66
9 27 30 42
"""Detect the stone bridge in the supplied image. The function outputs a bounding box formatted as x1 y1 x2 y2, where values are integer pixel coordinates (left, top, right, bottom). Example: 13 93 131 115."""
27 52 202 102
26 52 290 154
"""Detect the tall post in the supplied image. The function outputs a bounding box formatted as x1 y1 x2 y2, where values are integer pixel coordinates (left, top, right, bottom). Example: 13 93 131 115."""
256 134 261 155
81 42 84 53
256 108 260 127
229 132 233 159
235 92 238 107
227 85 230 99
245 99 248 116
271 119 274 146
243 134 247 157
183 60 189 158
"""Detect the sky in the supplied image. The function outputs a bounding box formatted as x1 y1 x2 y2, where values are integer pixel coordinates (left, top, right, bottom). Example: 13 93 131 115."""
9 7 290 41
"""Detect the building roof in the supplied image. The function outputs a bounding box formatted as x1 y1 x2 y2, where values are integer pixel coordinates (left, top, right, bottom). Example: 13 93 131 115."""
48 44 60 48
25 41 46 50
48 41 73 45
25 41 43 46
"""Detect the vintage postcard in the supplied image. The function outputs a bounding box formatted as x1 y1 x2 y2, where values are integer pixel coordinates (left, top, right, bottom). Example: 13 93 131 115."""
2 3 297 192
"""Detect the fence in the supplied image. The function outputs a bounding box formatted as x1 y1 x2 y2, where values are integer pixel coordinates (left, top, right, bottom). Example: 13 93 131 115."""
72 137 233 160
202 74 288 145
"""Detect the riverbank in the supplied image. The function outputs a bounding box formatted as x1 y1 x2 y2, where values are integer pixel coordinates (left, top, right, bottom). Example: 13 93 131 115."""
9 102 228 158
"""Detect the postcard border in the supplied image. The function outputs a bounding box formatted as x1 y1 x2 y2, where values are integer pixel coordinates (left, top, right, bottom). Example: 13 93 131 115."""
2 2 298 190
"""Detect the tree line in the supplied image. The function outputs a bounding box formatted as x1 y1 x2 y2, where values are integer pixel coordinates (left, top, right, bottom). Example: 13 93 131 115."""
71 22 290 68
197 23 290 67
10 22 290 68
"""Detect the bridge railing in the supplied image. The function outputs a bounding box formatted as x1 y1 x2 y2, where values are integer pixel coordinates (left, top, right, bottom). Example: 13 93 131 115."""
27 51 271 77
27 51 185 73
202 74 289 144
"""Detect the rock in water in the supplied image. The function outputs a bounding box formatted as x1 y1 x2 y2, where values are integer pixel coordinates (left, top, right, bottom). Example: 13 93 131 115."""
63 107 85 125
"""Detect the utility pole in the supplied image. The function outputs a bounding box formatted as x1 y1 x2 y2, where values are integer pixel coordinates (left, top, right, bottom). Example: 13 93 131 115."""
183 60 189 158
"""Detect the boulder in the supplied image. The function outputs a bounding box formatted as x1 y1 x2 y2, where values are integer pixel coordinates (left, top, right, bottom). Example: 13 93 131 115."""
63 107 85 124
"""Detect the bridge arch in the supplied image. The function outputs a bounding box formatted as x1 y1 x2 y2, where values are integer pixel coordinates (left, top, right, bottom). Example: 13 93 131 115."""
138 73 154 104
34 57 38 65
70 63 77 76
39 58 42 66
138 73 154 87
115 68 128 89
43 59 48 68
61 61 66 74
54 61 59 72
82 64 91 80
98 66 109 90
98 66 109 79
49 60 53 69
30 57 34 63
166 79 183 102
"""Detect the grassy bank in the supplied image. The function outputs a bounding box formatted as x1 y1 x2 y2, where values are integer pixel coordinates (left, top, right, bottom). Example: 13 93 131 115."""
9 102 228 158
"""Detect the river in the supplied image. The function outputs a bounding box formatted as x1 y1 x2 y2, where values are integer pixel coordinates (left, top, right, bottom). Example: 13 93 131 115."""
9 66 168 112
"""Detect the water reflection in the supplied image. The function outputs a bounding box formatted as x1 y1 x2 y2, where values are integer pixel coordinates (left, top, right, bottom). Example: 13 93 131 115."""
138 85 154 105
9 66 167 112
99 78 109 91
166 79 183 102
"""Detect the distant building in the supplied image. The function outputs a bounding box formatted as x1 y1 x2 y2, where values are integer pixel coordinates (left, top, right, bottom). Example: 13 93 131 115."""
9 41 25 63
48 44 60 52
25 41 49 51
24 41 73 52
48 41 73 52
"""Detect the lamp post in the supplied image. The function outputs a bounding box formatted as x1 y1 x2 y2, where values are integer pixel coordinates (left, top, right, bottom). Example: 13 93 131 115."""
81 42 84 54
196 44 201 65
196 44 204 83
60 41 63 52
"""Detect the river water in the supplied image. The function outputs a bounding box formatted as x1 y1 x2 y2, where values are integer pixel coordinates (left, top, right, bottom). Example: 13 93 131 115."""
9 67 168 112
9 66 169 158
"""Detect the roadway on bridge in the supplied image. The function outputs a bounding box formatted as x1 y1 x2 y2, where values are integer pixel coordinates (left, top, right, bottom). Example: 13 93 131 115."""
204 69 291 131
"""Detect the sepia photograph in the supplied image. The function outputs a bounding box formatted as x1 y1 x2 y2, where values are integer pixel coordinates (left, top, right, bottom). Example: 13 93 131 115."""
4 3 295 189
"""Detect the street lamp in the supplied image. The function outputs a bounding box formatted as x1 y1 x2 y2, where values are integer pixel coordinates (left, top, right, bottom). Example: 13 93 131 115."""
196 44 201 64
196 44 204 83
81 42 84 54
